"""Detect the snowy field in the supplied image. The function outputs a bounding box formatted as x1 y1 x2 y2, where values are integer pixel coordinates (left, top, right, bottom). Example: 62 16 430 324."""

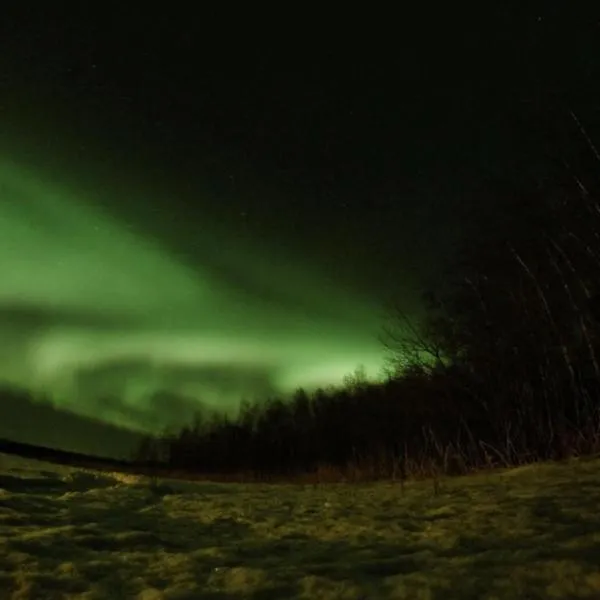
1 453 600 599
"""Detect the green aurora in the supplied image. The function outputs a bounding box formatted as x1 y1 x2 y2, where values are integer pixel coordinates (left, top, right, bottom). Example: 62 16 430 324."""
0 149 388 435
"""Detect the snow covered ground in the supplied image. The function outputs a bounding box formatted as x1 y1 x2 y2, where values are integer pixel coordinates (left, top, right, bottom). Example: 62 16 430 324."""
1 453 600 599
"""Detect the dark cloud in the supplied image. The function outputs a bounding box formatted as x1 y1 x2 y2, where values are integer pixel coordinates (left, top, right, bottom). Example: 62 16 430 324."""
0 301 135 333
0 383 145 458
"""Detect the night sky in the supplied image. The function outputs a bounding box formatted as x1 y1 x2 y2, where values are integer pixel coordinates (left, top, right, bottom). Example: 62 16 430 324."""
1 8 599 451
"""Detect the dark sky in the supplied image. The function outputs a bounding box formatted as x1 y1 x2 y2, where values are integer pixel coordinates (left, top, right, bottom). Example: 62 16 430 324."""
0 7 599 451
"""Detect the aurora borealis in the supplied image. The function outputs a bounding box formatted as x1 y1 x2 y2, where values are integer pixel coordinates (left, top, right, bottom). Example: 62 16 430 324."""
0 151 387 435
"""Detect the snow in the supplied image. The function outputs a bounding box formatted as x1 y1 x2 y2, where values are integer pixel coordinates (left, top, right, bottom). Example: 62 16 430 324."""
1 453 600 599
